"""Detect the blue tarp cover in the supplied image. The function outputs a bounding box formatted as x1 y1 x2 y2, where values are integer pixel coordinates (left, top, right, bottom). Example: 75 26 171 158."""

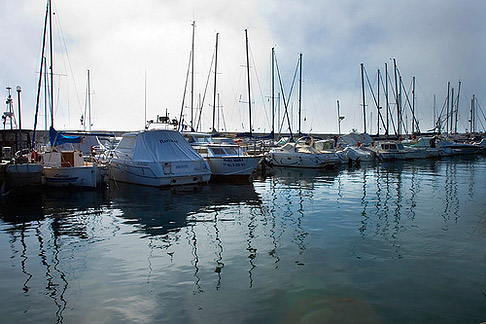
49 126 81 146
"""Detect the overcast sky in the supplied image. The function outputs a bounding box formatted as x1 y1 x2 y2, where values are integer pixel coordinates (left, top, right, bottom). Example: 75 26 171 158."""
1 0 485 134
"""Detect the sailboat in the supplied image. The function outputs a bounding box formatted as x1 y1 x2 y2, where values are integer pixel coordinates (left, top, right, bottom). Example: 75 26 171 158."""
33 0 106 188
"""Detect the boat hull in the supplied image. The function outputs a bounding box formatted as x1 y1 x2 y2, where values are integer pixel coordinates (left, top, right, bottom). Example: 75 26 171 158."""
4 163 43 194
109 160 211 187
205 156 260 176
266 152 338 168
43 164 103 188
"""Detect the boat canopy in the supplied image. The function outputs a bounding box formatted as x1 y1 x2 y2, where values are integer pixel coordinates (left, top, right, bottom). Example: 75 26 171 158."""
123 130 205 163
337 132 374 147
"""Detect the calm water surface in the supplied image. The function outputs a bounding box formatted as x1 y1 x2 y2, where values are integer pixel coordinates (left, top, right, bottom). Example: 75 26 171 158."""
1 156 486 323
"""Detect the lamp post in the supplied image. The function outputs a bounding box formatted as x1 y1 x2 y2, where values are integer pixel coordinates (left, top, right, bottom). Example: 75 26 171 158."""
16 86 22 151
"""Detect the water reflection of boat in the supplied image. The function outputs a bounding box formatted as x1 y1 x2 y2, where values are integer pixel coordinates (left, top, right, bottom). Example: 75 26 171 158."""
42 189 107 216
0 193 43 223
264 165 339 187
0 190 107 323
108 181 261 236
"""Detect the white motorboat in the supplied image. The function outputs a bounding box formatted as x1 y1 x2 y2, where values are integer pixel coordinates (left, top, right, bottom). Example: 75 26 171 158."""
183 132 261 177
342 146 376 163
265 140 340 168
109 129 211 187
436 139 483 156
335 132 376 163
404 136 442 158
367 141 427 161
313 139 349 164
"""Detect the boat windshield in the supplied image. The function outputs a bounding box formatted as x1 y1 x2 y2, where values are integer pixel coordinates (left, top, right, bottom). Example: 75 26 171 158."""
209 147 225 156
224 147 240 155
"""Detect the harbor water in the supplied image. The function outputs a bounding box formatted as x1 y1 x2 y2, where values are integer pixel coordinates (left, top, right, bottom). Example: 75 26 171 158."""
1 156 486 323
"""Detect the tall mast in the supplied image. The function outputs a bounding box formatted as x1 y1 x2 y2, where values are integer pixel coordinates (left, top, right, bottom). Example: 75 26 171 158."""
450 87 454 133
411 76 415 133
360 63 366 133
271 47 275 136
212 33 219 133
190 20 195 131
298 53 302 134
48 0 54 127
393 59 400 135
433 94 437 133
217 93 220 131
87 69 92 131
337 100 341 136
470 95 474 133
385 62 389 136
245 29 252 137
446 82 450 134
44 57 48 130
454 81 461 133
399 75 403 134
377 69 381 135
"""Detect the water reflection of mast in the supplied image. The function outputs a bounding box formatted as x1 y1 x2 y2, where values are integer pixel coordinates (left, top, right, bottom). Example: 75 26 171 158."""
374 168 383 236
268 177 281 267
247 207 257 288
294 186 307 263
213 210 224 290
188 222 202 294
36 222 57 307
442 160 459 224
392 168 403 242
359 168 369 235
19 224 33 293
409 165 418 221
51 218 68 324
467 160 475 199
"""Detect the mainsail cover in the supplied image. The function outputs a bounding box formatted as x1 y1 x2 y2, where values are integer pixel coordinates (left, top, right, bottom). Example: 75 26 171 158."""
49 126 81 146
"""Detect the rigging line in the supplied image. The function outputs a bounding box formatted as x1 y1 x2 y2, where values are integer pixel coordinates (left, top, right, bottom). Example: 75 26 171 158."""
178 48 193 131
52 2 83 117
301 66 322 132
279 54 300 133
248 42 270 131
195 49 215 131
363 66 386 131
437 85 450 126
401 77 421 133
476 101 486 131
396 68 410 133
476 101 486 129
274 54 292 137
32 3 50 148
379 69 397 134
